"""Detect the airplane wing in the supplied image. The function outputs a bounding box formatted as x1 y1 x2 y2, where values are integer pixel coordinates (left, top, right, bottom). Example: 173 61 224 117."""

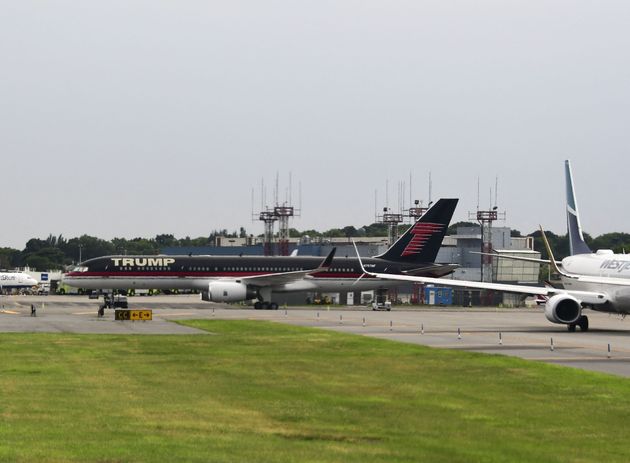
351 241 607 305
362 269 607 305
470 251 551 265
237 248 336 287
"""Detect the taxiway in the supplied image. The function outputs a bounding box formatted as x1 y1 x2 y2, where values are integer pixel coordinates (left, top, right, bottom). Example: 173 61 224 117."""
2 295 630 377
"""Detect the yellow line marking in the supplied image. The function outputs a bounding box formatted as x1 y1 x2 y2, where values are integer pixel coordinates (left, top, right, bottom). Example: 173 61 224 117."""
0 310 19 314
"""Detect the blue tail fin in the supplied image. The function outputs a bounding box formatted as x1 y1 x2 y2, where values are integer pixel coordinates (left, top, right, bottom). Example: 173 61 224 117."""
565 160 591 255
375 198 458 264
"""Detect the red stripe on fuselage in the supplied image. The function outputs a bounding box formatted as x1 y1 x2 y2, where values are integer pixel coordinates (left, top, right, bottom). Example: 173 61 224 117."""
66 271 371 279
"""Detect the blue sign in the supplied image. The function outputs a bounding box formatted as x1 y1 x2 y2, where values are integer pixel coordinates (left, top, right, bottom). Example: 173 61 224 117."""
41 273 49 281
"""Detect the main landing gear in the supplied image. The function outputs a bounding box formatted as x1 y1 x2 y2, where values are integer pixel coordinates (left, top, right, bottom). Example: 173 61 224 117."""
567 315 589 332
254 288 278 310
254 301 279 310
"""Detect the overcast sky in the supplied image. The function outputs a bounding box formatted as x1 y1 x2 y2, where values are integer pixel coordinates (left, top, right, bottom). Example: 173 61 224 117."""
2 1 629 249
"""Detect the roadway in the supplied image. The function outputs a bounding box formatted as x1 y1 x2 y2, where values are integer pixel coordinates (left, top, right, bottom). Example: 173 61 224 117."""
2 295 630 377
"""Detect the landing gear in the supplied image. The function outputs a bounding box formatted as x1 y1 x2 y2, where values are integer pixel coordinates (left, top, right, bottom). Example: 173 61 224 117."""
254 301 279 310
578 315 589 331
567 315 589 332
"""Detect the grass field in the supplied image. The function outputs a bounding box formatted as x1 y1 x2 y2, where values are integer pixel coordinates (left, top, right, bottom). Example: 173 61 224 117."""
1 320 630 462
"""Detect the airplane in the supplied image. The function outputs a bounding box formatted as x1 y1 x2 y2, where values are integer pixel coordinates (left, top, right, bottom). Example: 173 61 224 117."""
0 272 38 291
62 198 459 310
353 160 630 332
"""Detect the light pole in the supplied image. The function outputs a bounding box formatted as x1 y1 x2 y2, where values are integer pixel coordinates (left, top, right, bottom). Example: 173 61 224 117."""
78 244 83 264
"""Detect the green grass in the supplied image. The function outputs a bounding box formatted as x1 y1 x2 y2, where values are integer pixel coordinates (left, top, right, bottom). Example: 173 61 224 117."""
1 320 630 462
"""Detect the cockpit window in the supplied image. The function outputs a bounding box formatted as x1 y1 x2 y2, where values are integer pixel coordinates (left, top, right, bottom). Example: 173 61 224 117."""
72 266 89 273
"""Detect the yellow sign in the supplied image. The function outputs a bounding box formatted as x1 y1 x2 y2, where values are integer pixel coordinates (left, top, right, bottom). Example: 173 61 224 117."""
130 310 152 321
115 309 152 321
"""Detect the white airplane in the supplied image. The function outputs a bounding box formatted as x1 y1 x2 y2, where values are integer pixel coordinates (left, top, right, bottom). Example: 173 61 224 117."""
0 272 38 290
354 160 630 332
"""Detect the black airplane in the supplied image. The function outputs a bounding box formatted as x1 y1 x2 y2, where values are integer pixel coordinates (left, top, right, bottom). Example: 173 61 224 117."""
64 198 458 309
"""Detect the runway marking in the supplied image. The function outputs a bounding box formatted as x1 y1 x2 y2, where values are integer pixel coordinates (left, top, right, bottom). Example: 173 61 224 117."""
73 311 99 315
0 310 19 315
159 312 197 317
529 356 630 362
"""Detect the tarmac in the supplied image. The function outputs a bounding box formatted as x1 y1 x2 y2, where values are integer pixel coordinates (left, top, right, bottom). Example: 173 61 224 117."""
2 294 630 377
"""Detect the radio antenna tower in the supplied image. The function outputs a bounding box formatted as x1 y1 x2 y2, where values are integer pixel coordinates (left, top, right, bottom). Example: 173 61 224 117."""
253 173 301 256
469 177 506 283
377 179 403 245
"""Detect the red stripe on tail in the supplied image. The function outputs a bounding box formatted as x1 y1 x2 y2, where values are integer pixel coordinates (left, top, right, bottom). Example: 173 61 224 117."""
401 223 444 257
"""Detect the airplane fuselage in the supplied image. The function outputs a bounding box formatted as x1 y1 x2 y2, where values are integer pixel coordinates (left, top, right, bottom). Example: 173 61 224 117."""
0 272 38 289
561 251 630 278
64 254 456 293
559 251 630 314
63 199 459 307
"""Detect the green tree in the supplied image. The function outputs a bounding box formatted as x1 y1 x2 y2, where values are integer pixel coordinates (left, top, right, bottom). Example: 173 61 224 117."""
0 247 21 269
362 223 389 237
590 233 630 253
23 247 66 270
447 221 479 235
323 228 345 238
342 226 358 238
155 234 177 247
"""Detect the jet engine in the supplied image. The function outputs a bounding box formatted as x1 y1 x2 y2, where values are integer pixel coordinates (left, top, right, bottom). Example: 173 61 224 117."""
201 281 257 303
544 294 582 325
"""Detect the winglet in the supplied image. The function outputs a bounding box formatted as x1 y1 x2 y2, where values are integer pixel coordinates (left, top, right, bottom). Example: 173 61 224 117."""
352 240 370 275
351 240 368 285
539 226 566 277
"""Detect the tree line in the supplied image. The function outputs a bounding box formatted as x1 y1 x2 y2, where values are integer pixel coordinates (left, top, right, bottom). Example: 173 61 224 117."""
1 223 629 272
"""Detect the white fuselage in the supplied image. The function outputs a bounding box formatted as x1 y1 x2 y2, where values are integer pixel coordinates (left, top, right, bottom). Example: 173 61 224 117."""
561 251 630 279
62 274 400 293
0 272 38 289
560 251 630 313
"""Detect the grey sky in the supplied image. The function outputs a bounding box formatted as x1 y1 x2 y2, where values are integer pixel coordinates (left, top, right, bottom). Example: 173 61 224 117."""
2 1 629 249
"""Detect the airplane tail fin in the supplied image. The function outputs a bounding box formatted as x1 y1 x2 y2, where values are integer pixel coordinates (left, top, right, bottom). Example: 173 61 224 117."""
565 160 591 255
375 198 458 264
